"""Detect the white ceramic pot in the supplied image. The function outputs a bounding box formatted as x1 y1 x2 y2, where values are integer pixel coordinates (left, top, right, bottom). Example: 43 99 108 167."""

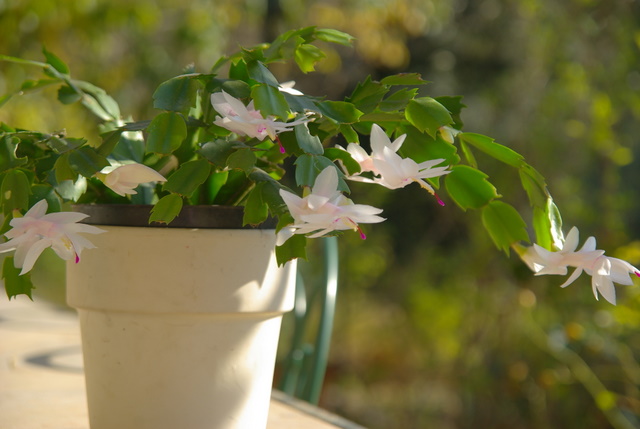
66 207 296 429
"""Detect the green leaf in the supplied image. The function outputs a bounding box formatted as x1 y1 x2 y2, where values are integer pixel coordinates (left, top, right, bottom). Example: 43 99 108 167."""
405 97 453 138
153 74 204 114
295 44 326 73
45 136 86 154
314 28 354 46
481 201 530 253
339 124 359 144
243 182 269 225
247 61 280 87
400 126 459 165
198 140 242 167
55 176 87 202
459 141 478 168
347 76 388 114
295 123 324 155
459 133 524 168
316 100 363 124
57 85 82 104
276 234 307 266
42 47 69 75
379 88 418 112
380 73 428 86
73 80 121 121
30 184 61 212
533 198 563 251
324 147 361 175
68 146 110 177
149 193 184 224
227 147 257 173
294 155 348 192
435 96 466 127
53 153 78 183
1 169 31 214
3 257 34 300
0 136 27 170
251 83 289 119
444 165 499 210
163 158 211 196
146 112 187 155
519 164 549 208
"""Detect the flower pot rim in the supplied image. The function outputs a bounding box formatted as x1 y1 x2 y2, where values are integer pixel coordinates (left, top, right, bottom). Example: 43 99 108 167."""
72 204 276 229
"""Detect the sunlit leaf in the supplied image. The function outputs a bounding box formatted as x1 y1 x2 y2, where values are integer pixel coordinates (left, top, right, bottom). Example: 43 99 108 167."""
459 133 524 168
315 28 354 46
149 193 183 224
295 43 325 73
251 83 289 118
380 73 428 86
405 97 453 138
481 200 530 253
444 165 498 210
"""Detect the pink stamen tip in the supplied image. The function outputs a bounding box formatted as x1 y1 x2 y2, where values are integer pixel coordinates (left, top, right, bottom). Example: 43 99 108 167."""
635 271 640 278
360 231 367 240
75 254 80 264
435 194 445 206
276 136 286 154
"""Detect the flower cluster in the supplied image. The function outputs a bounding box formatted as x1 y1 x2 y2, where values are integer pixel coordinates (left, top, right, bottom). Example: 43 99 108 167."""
0 26 637 304
520 227 640 305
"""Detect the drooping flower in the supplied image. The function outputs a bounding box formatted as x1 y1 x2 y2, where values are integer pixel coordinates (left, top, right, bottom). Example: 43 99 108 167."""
210 90 308 141
0 200 105 275
96 162 167 196
339 124 451 204
519 226 639 304
279 166 385 239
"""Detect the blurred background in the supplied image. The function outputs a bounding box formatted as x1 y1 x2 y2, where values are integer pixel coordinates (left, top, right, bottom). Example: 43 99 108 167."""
2 0 640 427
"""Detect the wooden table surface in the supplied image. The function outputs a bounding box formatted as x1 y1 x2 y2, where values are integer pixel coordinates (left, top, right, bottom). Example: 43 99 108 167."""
0 296 365 429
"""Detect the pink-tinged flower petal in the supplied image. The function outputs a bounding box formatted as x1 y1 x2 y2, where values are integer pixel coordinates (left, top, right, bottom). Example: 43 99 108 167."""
279 167 385 239
0 200 106 275
210 90 309 141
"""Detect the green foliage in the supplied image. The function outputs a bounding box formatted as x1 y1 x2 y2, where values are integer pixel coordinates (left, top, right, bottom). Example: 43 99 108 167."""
146 112 187 154
2 257 34 299
149 193 183 224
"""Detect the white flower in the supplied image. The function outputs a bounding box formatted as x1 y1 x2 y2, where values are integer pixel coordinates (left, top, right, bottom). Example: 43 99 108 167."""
526 227 603 276
210 90 308 141
339 124 451 204
96 162 167 196
519 226 639 305
278 81 303 96
0 200 105 274
279 166 385 239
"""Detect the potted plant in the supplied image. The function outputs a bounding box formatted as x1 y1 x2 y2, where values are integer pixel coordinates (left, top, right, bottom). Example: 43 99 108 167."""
0 27 637 429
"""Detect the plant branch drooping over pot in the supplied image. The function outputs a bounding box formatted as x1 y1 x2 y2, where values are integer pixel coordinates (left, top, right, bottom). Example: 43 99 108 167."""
0 27 637 304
